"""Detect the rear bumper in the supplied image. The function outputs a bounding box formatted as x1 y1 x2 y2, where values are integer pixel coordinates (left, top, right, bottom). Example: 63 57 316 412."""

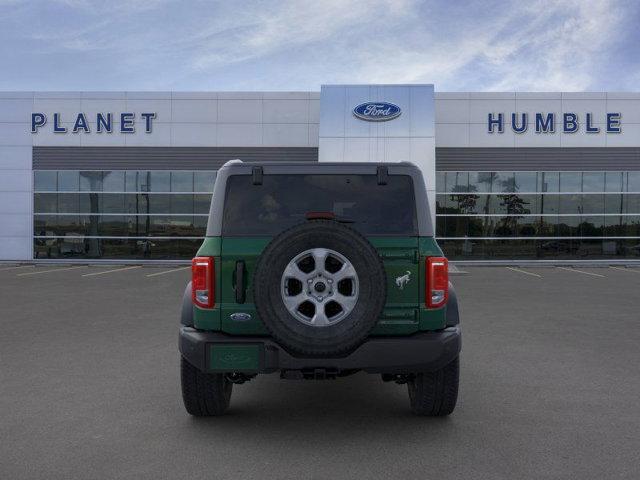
179 326 461 374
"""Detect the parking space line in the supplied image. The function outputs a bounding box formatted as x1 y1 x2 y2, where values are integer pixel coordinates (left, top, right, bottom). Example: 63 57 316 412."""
609 266 640 274
146 266 190 277
506 267 542 278
82 265 142 277
0 265 34 272
17 266 86 276
556 266 605 278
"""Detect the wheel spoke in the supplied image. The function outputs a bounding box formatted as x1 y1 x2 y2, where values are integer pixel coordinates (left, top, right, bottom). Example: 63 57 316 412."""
334 293 358 312
310 248 329 274
282 262 306 282
310 308 331 326
333 263 357 282
281 292 307 311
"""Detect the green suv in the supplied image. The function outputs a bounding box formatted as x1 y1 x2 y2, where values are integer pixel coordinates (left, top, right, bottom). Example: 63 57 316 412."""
179 160 461 416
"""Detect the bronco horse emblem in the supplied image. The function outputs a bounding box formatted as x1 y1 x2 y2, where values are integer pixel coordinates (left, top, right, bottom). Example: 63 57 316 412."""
395 271 411 290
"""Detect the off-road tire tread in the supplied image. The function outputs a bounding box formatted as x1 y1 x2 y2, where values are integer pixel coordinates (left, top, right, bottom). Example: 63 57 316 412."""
408 357 459 416
181 357 232 416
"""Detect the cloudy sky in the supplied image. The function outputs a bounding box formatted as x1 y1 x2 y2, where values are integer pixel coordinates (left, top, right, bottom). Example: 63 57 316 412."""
0 0 638 92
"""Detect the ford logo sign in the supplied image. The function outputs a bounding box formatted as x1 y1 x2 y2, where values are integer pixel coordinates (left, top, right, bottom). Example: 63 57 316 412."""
353 102 401 122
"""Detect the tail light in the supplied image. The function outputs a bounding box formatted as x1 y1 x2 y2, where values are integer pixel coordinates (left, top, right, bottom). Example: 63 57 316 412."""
426 257 448 308
192 256 215 308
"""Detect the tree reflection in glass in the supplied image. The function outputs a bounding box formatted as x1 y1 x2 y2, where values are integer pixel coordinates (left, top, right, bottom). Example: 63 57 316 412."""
79 172 102 257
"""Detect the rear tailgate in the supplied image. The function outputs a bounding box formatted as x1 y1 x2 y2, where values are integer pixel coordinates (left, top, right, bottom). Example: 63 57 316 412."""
370 237 420 335
219 237 270 335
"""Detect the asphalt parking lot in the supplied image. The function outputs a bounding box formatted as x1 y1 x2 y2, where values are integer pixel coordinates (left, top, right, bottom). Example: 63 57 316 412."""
1 264 639 479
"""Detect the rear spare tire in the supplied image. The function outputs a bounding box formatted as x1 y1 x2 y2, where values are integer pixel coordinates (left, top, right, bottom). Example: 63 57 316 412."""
253 220 386 356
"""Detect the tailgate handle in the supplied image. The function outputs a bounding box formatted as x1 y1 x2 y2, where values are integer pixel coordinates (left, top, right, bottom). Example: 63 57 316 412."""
235 261 246 304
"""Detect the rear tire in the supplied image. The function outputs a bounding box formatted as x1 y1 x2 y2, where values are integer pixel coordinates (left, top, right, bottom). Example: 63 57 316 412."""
180 357 232 416
407 357 459 416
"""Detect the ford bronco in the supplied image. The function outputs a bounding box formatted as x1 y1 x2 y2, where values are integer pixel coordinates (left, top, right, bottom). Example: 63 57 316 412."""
179 160 461 416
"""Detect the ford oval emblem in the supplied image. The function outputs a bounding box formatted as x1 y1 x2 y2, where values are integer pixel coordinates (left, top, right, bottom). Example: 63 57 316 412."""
230 312 252 322
353 102 402 122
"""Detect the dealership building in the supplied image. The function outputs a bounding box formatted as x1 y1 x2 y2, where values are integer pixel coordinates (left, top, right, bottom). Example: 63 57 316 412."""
0 84 639 262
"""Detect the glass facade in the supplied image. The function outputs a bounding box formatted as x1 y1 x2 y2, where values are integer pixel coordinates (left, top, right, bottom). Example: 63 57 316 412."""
33 170 216 259
33 168 640 261
436 171 640 260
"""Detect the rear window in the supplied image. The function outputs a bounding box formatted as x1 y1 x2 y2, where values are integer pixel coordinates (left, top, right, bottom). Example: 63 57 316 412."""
222 174 417 236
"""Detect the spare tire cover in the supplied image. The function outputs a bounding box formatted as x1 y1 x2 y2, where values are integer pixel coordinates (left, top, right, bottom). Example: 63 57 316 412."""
253 220 386 356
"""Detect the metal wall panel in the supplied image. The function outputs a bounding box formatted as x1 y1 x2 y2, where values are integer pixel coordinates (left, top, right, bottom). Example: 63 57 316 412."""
436 147 640 171
33 147 319 170
319 84 437 222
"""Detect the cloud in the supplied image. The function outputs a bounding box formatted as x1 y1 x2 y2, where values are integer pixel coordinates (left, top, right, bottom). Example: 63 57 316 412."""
189 0 415 70
283 0 631 91
480 0 626 91
180 0 633 91
0 0 637 91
